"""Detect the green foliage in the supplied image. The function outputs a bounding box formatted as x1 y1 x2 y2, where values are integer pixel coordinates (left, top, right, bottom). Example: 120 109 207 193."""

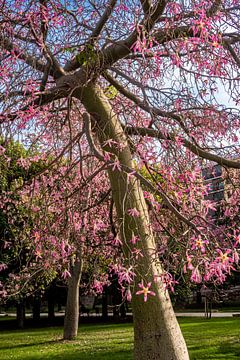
0 138 45 191
0 138 26 191
104 85 118 100
0 138 55 300
75 44 96 66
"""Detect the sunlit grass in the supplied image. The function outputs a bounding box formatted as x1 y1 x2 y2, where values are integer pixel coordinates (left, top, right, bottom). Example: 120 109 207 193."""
0 318 239 359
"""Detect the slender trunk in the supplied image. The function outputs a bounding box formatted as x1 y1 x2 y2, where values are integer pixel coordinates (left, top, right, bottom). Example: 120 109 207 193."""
63 251 83 340
16 301 25 329
81 85 189 360
47 284 55 323
32 294 41 323
102 286 108 320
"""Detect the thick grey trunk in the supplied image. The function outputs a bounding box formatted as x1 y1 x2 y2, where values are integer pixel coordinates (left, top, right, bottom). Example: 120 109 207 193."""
63 253 83 340
81 85 189 360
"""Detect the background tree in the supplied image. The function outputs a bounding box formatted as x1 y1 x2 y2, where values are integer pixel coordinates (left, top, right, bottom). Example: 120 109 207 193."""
0 141 118 337
0 138 57 327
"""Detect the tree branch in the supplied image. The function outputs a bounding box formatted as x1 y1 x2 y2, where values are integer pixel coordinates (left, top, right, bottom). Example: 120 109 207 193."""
103 70 190 134
90 0 118 40
83 111 199 231
64 0 118 73
223 41 240 68
64 1 167 74
0 34 46 73
102 72 240 169
140 0 152 15
124 126 240 169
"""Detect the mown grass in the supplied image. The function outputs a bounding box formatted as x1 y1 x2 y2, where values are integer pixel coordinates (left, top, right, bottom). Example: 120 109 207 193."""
0 318 239 359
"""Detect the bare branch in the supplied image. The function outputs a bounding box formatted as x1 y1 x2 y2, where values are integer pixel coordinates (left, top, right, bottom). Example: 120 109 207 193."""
103 71 190 134
90 0 118 40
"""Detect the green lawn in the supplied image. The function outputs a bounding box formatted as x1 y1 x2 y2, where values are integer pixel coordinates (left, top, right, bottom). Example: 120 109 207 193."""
0 318 239 359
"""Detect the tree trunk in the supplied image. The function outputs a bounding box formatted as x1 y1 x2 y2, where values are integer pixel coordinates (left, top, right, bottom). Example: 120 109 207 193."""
16 301 25 329
102 286 108 320
32 294 41 323
63 251 83 340
81 85 189 360
47 284 55 323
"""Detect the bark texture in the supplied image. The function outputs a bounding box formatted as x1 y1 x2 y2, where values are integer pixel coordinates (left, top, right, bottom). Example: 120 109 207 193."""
63 252 83 340
81 85 189 360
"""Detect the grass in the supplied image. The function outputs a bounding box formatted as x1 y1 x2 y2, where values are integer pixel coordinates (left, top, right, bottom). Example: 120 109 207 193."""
0 318 239 359
181 317 240 359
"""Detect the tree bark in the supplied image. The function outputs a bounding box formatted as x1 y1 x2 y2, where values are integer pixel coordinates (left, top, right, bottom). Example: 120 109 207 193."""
16 301 25 329
63 251 83 340
81 85 189 360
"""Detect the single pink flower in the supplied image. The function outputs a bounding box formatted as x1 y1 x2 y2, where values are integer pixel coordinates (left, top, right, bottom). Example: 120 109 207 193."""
111 159 121 171
128 208 140 217
216 249 232 264
136 281 156 302
130 235 140 244
62 269 71 279
234 234 240 247
126 288 132 302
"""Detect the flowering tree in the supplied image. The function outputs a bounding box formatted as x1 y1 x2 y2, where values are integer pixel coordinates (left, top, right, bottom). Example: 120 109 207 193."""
0 143 115 337
0 1 240 359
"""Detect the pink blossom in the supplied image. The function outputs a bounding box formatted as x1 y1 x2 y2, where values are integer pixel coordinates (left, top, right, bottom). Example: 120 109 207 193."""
154 273 178 293
191 268 202 283
103 152 111 161
130 235 140 244
186 255 194 271
131 248 143 259
103 139 118 148
234 234 240 247
112 235 123 246
0 145 6 155
33 231 41 241
62 269 71 279
111 159 121 171
191 235 208 253
0 263 8 272
126 288 132 302
35 249 42 260
216 249 233 264
136 281 156 302
128 208 140 217
118 266 136 284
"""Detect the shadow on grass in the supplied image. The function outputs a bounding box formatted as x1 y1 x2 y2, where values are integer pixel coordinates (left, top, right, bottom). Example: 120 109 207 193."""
0 338 64 351
43 349 133 360
188 341 240 360
218 340 240 358
0 343 132 360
